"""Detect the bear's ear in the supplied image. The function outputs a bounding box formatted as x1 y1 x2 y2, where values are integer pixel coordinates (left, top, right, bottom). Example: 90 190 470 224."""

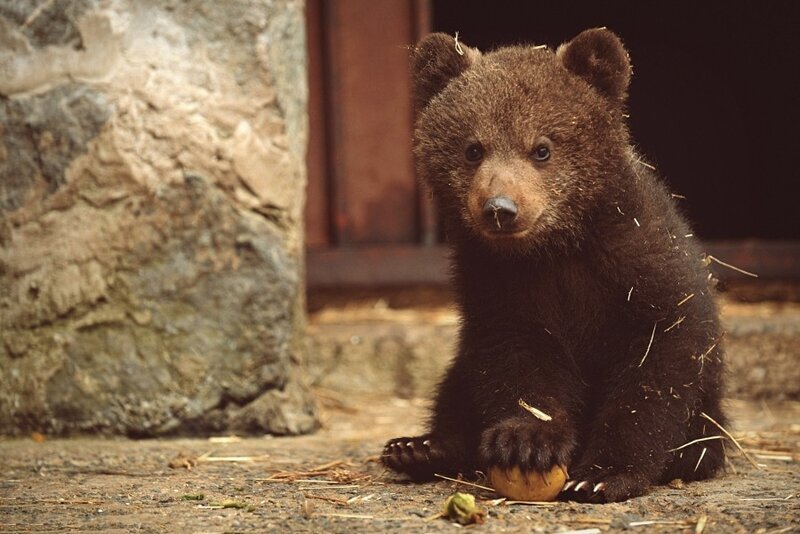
556 28 632 104
411 33 481 112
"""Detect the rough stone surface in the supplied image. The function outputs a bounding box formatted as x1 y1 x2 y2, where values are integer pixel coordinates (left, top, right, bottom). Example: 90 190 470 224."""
307 298 800 401
0 0 317 436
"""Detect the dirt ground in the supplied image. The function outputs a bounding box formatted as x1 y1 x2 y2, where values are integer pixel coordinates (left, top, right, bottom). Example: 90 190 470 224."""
1 392 797 533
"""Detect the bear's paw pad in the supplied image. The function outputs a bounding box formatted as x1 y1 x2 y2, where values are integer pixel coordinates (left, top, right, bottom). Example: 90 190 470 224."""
480 416 576 472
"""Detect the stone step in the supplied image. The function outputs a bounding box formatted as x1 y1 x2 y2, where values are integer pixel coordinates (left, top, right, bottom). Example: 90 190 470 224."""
307 298 800 400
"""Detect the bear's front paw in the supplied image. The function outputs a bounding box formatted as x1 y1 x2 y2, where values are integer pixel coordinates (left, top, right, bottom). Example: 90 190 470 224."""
561 464 651 503
381 435 451 480
479 416 576 473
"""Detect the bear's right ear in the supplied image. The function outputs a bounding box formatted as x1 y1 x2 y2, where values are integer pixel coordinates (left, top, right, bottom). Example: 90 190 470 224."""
411 33 481 112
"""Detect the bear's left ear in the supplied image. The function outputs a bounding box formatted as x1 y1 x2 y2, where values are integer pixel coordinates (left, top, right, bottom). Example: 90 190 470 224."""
556 28 632 104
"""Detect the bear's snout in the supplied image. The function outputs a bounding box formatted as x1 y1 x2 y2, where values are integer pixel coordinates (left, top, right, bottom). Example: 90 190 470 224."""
467 160 548 241
483 196 519 231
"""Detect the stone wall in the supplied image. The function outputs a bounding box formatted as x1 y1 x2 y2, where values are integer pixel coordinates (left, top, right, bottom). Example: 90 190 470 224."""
306 300 799 401
0 0 317 436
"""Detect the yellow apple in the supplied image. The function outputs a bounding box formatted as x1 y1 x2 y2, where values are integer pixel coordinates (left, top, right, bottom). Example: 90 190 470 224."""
488 464 568 501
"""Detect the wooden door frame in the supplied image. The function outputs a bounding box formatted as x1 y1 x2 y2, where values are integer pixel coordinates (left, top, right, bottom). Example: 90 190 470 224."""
307 241 800 288
305 0 433 248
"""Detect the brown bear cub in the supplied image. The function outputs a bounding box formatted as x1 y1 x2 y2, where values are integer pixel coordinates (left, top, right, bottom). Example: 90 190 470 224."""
381 29 726 503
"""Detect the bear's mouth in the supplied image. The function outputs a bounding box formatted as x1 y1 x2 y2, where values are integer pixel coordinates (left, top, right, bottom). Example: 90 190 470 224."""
478 226 531 240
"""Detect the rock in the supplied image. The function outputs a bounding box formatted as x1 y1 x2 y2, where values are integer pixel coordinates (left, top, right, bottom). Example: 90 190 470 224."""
0 0 317 436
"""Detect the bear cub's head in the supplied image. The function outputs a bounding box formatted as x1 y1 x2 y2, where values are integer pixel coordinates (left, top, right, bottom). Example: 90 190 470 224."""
412 29 634 254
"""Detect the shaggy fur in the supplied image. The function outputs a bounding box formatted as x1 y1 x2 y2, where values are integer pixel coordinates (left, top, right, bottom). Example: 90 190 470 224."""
381 29 726 503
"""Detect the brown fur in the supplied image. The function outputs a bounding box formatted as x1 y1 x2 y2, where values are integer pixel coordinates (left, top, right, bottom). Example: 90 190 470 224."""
381 29 726 503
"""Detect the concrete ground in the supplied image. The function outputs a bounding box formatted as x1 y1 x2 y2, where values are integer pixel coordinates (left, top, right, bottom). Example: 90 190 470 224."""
1 286 798 532
0 394 797 532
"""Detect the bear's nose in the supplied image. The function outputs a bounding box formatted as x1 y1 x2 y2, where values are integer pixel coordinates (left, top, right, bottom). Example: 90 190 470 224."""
482 196 518 230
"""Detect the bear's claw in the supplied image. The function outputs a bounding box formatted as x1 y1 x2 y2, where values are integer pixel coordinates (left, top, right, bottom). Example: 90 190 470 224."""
381 435 445 480
560 479 607 502
560 464 649 503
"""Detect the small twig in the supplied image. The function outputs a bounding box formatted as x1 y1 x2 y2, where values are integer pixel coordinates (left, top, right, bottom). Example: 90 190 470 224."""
492 206 502 229
722 442 738 475
667 435 725 452
695 515 708 534
758 527 795 534
677 293 695 306
664 316 686 332
740 494 795 501
297 485 361 491
518 398 552 421
751 453 794 462
629 520 693 527
434 473 494 492
570 518 612 525
202 500 249 510
633 217 641 227
257 479 338 484
453 32 464 56
346 494 375 504
424 511 445 522
310 460 347 472
0 499 105 506
627 286 634 301
200 455 269 463
694 447 708 472
304 493 349 505
697 343 717 373
705 255 758 278
699 412 760 469
208 436 242 444
638 322 658 367
314 513 374 519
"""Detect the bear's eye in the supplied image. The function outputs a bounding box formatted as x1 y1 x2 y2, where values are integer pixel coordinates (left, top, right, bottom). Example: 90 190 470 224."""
533 144 551 162
464 143 484 163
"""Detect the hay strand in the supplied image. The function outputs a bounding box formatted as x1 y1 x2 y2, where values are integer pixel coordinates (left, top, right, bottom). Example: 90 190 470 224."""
453 32 464 56
700 411 760 469
434 473 494 492
638 322 658 367
518 398 552 421
705 255 758 278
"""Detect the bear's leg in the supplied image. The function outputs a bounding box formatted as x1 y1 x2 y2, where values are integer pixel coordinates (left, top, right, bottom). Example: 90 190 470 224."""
466 330 585 475
564 343 722 503
563 389 671 501
381 356 479 480
659 397 727 484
